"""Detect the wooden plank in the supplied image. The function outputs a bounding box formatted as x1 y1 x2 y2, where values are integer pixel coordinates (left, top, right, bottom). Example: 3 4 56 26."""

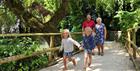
124 27 140 70
0 48 59 64
127 26 140 31
125 45 139 71
125 38 138 50
49 36 54 61
127 31 131 50
0 32 82 64
125 37 140 55
50 36 54 48
0 32 82 37
132 29 136 59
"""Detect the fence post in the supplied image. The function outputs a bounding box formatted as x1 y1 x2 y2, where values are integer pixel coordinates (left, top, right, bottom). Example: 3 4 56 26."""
50 36 54 48
127 30 131 50
48 35 54 61
132 29 136 59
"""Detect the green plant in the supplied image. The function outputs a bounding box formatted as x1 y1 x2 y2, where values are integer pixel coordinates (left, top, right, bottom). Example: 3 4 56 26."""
114 0 140 44
0 55 48 71
0 37 49 71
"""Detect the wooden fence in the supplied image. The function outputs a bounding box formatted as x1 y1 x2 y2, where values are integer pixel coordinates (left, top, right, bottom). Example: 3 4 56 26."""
0 32 82 64
125 27 140 71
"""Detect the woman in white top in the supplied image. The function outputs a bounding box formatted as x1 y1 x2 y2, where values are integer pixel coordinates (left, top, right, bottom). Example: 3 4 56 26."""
60 29 82 70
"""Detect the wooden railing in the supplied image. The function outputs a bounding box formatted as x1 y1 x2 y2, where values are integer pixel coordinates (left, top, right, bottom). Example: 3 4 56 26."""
125 27 140 71
0 32 82 64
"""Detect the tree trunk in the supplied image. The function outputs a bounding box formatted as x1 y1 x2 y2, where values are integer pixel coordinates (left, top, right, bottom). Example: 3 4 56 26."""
4 0 69 46
4 0 68 33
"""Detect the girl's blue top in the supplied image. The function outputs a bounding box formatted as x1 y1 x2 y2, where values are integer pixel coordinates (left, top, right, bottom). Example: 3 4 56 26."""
83 34 95 50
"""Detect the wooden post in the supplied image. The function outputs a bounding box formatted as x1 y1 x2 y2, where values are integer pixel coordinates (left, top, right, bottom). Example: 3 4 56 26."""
127 30 131 50
50 36 54 48
132 29 136 59
48 35 54 61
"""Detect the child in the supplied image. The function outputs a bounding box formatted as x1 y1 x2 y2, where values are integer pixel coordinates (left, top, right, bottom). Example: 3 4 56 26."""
82 27 95 69
60 29 82 70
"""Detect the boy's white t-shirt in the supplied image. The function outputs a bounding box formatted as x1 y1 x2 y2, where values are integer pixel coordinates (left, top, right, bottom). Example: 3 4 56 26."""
61 38 80 52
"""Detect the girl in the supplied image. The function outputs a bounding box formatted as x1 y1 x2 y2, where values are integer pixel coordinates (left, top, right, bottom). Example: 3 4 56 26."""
95 17 107 56
60 29 82 70
83 27 95 69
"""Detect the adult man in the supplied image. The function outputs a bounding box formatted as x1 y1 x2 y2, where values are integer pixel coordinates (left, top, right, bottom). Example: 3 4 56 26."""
82 14 95 31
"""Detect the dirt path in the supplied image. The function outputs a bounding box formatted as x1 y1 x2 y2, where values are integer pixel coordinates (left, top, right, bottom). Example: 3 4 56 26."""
39 41 135 71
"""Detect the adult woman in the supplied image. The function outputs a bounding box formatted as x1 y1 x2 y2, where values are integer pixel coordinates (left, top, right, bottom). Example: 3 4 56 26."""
95 17 107 56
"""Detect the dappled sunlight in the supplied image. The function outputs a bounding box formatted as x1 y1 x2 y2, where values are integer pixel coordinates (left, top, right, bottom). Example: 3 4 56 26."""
104 46 109 49
40 42 135 71
116 50 125 55
0 0 139 70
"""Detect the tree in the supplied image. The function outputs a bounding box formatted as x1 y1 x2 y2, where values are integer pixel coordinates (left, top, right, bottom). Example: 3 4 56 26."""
4 0 69 33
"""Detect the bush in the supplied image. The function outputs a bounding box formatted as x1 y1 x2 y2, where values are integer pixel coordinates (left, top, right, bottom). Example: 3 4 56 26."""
0 37 49 71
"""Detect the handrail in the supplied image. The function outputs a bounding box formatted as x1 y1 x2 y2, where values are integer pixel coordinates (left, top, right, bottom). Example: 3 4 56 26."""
0 48 59 64
127 26 140 31
125 27 140 70
125 38 140 56
0 32 82 37
0 32 82 64
124 43 139 70
125 38 137 49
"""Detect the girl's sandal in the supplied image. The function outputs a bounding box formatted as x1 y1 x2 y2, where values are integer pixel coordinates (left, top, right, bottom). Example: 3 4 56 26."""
83 66 86 69
101 52 104 56
92 52 95 55
88 63 91 67
73 61 77 66
98 52 100 55
63 67 67 71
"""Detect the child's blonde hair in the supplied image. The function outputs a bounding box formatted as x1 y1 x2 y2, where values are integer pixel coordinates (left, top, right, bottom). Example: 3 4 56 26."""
61 29 71 38
84 27 93 36
84 27 92 32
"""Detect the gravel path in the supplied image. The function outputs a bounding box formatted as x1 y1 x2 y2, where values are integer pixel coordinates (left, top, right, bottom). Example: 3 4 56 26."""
39 41 135 71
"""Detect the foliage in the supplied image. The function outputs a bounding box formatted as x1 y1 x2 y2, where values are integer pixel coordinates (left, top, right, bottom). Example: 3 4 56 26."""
114 0 140 44
59 0 88 32
0 55 48 71
114 0 140 30
114 10 140 31
0 37 40 58
0 9 16 28
96 0 115 15
0 37 49 71
1 0 140 70
23 0 61 23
